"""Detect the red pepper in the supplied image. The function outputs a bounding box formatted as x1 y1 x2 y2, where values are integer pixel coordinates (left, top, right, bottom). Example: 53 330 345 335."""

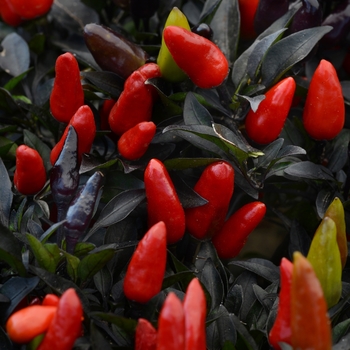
37 288 83 350
268 257 293 350
50 105 96 165
303 59 345 140
144 159 186 245
6 305 57 344
118 121 156 160
50 52 85 124
163 26 229 89
185 161 234 240
123 221 167 303
245 77 296 145
238 0 259 39
135 318 157 350
183 278 207 350
42 294 60 307
14 145 47 195
108 63 161 136
156 292 185 350
291 252 332 350
99 98 117 131
0 0 22 26
212 201 266 260
9 0 53 19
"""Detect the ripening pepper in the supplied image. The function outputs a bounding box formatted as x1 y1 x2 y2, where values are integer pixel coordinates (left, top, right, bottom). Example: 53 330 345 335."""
157 7 191 83
42 294 60 307
291 252 332 350
37 288 83 350
307 216 342 308
9 0 53 19
212 201 266 260
144 159 186 245
14 145 47 195
268 258 293 350
156 292 185 350
183 278 207 350
323 197 348 269
303 59 345 140
254 0 289 34
50 105 96 165
185 161 235 240
123 221 167 303
118 121 156 160
135 318 157 350
245 77 296 145
163 26 229 89
6 305 57 344
0 0 22 26
63 171 103 253
108 63 161 136
84 23 149 79
238 0 259 39
50 52 84 124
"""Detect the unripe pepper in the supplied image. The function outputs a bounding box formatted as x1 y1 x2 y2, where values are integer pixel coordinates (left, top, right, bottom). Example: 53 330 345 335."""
156 292 185 350
50 52 84 124
0 0 22 26
238 0 259 39
212 201 266 260
323 197 348 269
291 252 332 350
108 63 161 136
185 161 235 240
84 23 149 79
9 0 53 19
14 145 47 195
118 121 156 160
183 278 207 350
245 77 296 145
63 171 103 253
268 258 293 350
6 305 57 344
307 216 342 308
37 288 83 350
144 159 186 245
123 221 167 303
157 7 191 83
50 105 96 165
163 26 229 89
191 23 213 40
135 318 157 350
303 59 345 140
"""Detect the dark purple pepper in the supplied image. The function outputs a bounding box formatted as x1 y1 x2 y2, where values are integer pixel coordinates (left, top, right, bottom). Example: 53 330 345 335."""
321 0 350 47
84 24 149 79
64 171 103 253
254 0 290 34
191 23 214 40
50 125 80 244
288 0 323 34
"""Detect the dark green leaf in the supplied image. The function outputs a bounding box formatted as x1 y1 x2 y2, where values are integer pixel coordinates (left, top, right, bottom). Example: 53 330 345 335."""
333 319 350 344
333 333 350 350
162 271 196 290
0 325 12 350
90 321 113 350
3 69 32 91
231 313 259 350
224 284 243 316
164 157 222 171
91 312 137 334
328 130 350 173
183 92 213 126
284 161 335 181
0 158 12 227
200 0 222 23
93 267 113 305
261 26 333 86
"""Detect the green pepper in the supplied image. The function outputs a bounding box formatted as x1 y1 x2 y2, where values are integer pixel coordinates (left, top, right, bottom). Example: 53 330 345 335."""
307 216 342 308
157 7 190 83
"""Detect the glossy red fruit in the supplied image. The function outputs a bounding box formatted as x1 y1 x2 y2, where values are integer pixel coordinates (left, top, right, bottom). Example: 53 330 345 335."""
212 201 266 259
135 318 157 350
0 0 22 26
108 63 161 136
238 0 259 39
245 77 296 145
144 159 186 245
185 161 234 240
118 121 156 160
163 26 229 89
50 52 85 124
123 221 167 303
303 59 345 140
268 257 293 350
14 145 47 195
9 0 53 19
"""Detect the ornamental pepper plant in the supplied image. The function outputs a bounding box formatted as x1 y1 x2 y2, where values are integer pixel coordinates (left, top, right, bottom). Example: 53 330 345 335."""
1 1 350 349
